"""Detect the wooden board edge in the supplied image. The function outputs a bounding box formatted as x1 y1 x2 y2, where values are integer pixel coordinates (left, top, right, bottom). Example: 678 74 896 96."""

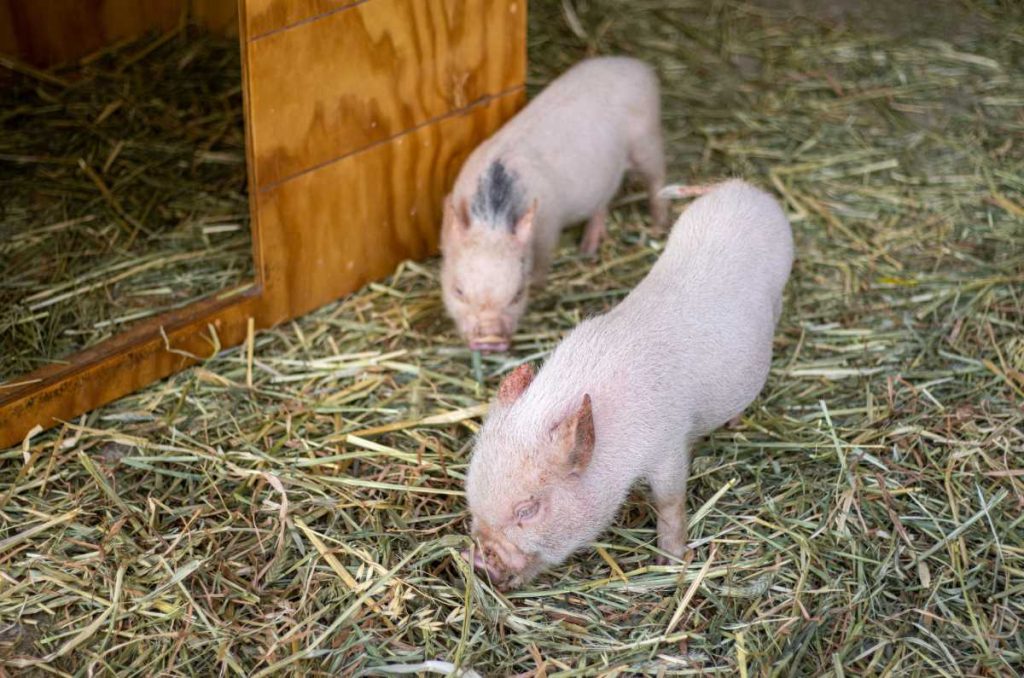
0 290 261 448
239 0 266 290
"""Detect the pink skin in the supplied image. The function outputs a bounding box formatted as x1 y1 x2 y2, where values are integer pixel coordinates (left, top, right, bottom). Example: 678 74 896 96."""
469 338 510 353
658 183 717 200
460 548 501 580
460 525 543 591
463 181 794 590
464 364 597 589
579 209 607 258
441 57 669 353
440 197 534 352
462 514 548 591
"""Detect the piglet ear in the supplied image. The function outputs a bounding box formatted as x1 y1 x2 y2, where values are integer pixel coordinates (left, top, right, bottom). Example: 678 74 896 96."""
442 194 470 244
511 200 537 246
498 363 534 405
553 394 595 475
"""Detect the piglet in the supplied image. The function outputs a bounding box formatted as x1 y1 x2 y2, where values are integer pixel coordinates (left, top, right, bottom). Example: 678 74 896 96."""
463 180 793 590
441 56 667 353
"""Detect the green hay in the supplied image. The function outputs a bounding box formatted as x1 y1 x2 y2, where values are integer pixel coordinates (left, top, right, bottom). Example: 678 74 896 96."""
2 1 1023 675
0 28 251 384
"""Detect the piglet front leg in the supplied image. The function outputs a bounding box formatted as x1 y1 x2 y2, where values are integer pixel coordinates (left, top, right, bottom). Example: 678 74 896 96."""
655 495 688 563
530 225 560 287
649 451 692 563
579 208 607 258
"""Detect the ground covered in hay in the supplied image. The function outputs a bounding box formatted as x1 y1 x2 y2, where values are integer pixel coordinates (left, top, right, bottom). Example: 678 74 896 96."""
0 29 250 383
2 1 1023 675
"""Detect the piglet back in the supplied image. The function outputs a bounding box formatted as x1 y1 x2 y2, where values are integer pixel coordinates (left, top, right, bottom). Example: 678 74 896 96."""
661 180 793 302
627 180 794 432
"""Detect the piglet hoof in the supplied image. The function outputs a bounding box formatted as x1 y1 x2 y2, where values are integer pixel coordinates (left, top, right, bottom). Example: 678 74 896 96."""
655 548 690 567
651 553 684 569
658 183 716 201
726 414 743 430
579 238 600 259
655 535 690 566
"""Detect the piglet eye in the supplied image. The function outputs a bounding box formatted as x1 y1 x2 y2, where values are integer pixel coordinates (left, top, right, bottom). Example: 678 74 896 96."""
514 498 540 522
511 286 525 304
454 285 466 300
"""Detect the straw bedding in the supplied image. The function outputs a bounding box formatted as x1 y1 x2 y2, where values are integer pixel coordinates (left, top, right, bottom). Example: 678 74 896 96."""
1 1 1022 675
0 29 250 384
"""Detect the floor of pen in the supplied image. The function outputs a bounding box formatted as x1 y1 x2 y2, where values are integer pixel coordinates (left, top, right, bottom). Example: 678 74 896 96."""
1 0 1022 674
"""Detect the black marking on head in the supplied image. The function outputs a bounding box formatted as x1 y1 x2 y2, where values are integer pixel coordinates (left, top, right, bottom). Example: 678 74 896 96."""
470 160 526 233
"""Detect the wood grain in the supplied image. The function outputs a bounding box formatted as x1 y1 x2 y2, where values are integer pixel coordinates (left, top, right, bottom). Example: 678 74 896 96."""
254 89 524 325
246 0 526 187
0 0 238 67
245 0 361 38
0 290 260 448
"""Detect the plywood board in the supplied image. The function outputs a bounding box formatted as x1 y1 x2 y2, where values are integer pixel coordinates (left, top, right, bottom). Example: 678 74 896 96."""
246 0 526 187
0 1 19 67
0 291 259 447
191 0 241 35
254 89 524 324
245 0 360 38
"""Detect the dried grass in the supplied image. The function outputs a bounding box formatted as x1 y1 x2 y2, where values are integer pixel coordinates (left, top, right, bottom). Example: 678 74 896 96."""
0 28 251 383
2 1 1023 675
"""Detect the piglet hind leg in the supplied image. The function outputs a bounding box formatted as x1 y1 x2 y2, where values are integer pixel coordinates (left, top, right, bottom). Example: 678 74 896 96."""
628 130 669 230
648 184 669 232
648 452 692 564
579 208 607 258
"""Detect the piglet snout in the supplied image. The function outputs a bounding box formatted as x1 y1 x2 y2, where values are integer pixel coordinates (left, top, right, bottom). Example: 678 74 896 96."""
469 317 511 353
469 337 510 353
460 547 504 581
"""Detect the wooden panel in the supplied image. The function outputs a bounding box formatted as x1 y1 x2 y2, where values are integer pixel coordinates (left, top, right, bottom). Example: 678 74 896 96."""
246 0 526 187
254 90 524 324
0 0 527 448
246 0 360 38
0 291 259 448
0 0 238 67
0 1 18 67
93 0 183 39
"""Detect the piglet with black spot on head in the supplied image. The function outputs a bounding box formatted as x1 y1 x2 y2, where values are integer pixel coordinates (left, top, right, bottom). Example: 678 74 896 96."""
441 56 668 353
463 180 794 590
